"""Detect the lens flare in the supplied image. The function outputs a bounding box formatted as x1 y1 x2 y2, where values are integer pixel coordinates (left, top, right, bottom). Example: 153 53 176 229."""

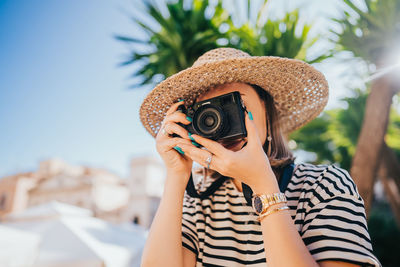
364 62 400 83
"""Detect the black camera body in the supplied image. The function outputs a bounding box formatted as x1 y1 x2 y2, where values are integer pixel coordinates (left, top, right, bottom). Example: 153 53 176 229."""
178 91 247 141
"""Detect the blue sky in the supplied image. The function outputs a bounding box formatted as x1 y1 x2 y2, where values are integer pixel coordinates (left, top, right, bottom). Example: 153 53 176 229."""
0 0 365 178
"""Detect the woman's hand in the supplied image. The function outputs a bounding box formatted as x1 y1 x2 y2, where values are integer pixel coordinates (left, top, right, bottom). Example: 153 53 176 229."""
176 112 276 190
155 101 194 178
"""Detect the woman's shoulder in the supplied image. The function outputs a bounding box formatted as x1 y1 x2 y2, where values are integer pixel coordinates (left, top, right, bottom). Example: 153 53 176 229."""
292 162 362 201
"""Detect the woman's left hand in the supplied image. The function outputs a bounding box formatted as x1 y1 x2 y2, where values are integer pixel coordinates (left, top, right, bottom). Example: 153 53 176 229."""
175 112 277 190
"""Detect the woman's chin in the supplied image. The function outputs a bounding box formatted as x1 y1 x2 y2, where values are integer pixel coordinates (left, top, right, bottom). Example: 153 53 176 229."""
220 139 245 151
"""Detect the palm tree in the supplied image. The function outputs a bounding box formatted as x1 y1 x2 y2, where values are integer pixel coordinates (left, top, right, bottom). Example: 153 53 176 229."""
115 0 332 88
330 0 400 216
226 6 331 63
114 0 229 88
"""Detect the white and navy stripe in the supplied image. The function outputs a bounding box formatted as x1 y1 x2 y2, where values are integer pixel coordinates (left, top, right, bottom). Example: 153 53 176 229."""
181 163 382 266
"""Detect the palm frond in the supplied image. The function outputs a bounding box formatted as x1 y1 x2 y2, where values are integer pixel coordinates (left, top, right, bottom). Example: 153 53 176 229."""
331 0 400 65
116 0 334 88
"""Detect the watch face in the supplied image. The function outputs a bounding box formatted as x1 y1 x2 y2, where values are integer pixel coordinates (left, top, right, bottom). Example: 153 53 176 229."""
253 196 263 214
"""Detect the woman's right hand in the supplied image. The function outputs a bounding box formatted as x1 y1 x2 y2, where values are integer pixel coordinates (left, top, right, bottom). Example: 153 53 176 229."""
156 100 194 180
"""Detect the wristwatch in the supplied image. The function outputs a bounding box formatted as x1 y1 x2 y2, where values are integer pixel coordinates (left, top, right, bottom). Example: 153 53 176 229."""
252 192 287 215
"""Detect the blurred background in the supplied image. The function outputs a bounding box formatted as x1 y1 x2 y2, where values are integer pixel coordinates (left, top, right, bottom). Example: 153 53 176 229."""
0 0 399 266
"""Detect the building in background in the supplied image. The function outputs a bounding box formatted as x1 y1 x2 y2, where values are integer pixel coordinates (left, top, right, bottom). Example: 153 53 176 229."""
0 172 37 217
0 157 166 229
28 158 130 222
122 156 165 228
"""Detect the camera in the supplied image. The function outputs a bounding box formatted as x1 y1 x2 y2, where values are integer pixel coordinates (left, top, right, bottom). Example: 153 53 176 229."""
176 91 247 141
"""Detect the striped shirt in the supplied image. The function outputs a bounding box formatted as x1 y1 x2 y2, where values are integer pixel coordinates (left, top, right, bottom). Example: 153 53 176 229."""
181 162 382 266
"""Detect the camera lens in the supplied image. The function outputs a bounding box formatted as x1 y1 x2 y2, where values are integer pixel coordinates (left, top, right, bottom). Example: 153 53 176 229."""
193 105 226 138
204 116 215 127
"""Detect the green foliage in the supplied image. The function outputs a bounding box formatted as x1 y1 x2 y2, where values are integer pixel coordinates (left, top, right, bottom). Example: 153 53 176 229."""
289 88 366 169
115 0 332 88
288 113 335 165
386 106 400 160
330 0 400 65
324 88 368 168
290 88 400 170
115 0 229 87
368 200 400 267
228 8 331 63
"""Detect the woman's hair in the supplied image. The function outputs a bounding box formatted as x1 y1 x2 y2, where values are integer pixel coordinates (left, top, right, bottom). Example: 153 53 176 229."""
194 83 296 182
249 84 296 174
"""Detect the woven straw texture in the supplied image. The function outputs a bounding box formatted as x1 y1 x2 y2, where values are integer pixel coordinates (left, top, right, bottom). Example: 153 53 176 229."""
140 48 329 137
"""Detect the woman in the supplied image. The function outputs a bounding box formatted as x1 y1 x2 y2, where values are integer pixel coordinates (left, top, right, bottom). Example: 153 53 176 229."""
139 48 381 267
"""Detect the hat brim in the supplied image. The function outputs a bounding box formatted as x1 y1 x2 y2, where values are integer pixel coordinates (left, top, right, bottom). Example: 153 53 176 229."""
140 56 329 137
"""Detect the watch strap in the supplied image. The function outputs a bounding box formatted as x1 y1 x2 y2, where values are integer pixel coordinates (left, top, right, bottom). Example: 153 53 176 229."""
256 192 287 215
243 162 295 207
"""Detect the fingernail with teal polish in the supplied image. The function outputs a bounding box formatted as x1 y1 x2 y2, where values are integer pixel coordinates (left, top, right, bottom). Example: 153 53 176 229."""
186 116 192 122
248 111 253 121
192 141 201 147
188 132 195 141
173 146 184 155
178 99 184 102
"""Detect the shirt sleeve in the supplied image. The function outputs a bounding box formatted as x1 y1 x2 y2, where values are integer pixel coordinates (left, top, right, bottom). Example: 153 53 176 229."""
301 166 382 267
181 192 199 256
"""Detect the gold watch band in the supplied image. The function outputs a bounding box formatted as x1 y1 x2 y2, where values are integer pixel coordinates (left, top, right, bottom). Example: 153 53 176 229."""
257 192 287 214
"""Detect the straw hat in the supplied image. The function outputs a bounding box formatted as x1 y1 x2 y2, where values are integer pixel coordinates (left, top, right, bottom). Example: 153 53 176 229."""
139 47 329 137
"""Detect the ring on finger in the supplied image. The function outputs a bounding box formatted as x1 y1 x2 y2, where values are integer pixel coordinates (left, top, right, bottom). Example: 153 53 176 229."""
161 127 168 136
161 125 170 137
205 153 213 169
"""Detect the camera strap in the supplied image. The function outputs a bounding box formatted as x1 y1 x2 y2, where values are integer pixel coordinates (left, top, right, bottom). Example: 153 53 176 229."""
185 163 296 205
